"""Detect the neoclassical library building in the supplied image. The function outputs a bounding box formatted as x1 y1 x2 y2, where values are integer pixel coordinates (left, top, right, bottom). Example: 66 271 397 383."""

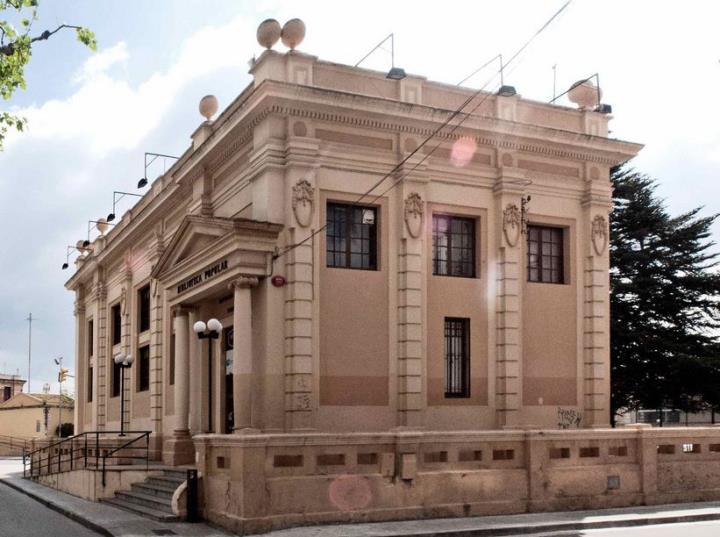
64 21 650 532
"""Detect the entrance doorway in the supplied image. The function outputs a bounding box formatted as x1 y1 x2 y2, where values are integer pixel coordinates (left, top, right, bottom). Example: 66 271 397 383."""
223 327 234 434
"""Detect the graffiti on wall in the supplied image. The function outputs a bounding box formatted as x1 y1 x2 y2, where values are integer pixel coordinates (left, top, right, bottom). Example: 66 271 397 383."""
557 407 582 429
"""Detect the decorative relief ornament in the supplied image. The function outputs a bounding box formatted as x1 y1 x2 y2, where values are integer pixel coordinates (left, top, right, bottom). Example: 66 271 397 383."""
591 215 608 255
503 203 521 247
404 192 424 239
291 179 314 227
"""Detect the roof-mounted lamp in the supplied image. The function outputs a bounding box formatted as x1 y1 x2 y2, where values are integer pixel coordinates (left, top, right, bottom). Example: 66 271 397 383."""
354 33 407 81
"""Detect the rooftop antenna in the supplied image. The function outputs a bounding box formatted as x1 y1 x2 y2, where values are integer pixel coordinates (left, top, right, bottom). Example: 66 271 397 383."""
137 152 179 189
25 313 35 393
457 53 515 96
106 191 142 223
354 33 406 80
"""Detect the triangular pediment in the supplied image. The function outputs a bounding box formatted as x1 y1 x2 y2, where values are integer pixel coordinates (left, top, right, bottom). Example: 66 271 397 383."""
152 215 237 279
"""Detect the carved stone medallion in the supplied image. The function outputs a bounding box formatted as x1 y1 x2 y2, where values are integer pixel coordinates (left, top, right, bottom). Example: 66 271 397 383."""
291 179 314 227
404 192 424 239
503 203 521 247
591 215 608 255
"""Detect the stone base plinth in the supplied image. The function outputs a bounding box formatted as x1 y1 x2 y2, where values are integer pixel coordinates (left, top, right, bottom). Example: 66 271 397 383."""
162 429 195 466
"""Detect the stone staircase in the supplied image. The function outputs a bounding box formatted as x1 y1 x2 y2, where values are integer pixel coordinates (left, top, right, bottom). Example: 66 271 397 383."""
102 468 188 522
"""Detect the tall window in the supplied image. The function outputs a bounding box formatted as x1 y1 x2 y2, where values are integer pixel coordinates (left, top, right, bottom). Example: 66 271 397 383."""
432 215 476 277
169 333 175 386
138 285 151 333
87 319 94 357
111 304 121 346
444 318 470 398
137 345 150 392
112 359 121 397
87 366 93 403
2 386 11 401
527 225 564 284
326 202 377 270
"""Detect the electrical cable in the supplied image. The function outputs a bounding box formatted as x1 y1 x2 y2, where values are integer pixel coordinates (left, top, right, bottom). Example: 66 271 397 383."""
273 0 573 263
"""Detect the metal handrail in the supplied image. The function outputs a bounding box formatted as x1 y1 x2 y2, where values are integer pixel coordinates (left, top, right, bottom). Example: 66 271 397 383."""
23 430 151 486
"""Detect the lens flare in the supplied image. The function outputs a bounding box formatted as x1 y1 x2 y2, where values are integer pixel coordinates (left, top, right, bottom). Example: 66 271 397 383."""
450 137 477 168
328 475 372 511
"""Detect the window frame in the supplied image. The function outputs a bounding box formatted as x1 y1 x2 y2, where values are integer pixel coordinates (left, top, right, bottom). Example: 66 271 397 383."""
326 202 378 271
432 214 477 278
111 359 121 398
87 318 94 357
527 224 565 284
444 317 471 398
111 303 122 346
87 366 93 403
137 345 150 392
138 285 151 333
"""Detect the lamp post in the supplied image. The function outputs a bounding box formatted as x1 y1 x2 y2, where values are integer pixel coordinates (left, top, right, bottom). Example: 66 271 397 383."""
113 353 134 436
193 318 222 433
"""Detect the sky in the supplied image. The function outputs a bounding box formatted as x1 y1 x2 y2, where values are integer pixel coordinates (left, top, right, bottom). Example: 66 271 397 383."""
0 0 718 396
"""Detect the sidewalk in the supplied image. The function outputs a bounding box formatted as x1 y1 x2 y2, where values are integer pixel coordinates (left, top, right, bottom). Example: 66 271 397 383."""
0 458 231 537
265 502 720 536
3 456 720 536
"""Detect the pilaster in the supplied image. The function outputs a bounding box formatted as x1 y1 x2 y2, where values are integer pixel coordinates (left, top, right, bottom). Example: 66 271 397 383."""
397 185 425 428
94 275 107 431
283 167 317 431
581 171 612 427
493 174 525 428
73 286 86 433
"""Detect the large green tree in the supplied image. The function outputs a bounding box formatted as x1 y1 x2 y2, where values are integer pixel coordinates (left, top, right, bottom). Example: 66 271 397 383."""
0 0 95 148
610 167 720 423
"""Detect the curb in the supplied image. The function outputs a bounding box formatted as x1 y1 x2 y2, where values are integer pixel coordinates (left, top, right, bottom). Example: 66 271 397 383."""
0 477 112 537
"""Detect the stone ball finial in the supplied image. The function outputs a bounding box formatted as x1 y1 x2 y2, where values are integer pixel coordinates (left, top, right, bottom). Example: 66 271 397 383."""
568 80 601 110
281 18 305 50
199 95 218 121
257 18 281 49
96 217 108 234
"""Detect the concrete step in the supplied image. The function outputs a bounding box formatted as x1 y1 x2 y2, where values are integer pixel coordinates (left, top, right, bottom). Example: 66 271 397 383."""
114 490 174 513
102 497 180 523
162 468 192 479
146 475 184 488
131 481 176 499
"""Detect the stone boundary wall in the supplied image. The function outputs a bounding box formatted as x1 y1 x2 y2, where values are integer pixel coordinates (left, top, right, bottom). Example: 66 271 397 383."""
193 426 720 534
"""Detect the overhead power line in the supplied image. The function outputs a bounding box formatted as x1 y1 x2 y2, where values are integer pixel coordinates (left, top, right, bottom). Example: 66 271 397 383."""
273 0 573 263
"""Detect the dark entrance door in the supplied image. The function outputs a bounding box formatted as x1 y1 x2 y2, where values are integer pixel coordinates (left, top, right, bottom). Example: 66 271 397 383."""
223 327 234 434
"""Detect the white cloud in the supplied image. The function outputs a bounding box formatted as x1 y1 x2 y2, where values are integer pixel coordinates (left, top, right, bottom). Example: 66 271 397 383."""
73 41 129 84
4 16 255 157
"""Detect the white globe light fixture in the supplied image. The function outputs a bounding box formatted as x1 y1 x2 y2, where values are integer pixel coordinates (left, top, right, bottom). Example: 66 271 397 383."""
114 352 134 436
207 318 223 333
194 317 224 432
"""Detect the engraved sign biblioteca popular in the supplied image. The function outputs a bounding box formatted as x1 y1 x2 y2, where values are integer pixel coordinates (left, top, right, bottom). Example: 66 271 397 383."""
176 259 229 295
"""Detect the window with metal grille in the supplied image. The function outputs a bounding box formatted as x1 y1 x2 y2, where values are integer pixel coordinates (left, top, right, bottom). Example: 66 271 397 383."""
111 303 121 346
444 317 470 398
137 345 150 392
527 225 564 284
138 285 151 333
432 215 476 277
326 202 377 270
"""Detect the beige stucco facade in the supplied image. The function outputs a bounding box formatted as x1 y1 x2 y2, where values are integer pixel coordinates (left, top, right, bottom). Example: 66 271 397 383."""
0 393 73 439
63 45 649 529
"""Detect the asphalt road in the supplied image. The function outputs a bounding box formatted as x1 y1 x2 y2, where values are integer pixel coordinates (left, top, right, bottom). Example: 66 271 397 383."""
513 520 720 537
0 459 98 537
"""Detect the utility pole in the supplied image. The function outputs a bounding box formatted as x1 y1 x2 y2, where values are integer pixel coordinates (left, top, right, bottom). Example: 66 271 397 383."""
26 313 35 393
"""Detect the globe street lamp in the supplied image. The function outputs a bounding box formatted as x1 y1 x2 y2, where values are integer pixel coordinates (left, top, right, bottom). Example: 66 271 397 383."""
113 353 134 436
193 318 222 433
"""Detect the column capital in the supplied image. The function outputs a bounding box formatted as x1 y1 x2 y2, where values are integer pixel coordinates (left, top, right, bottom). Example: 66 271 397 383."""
171 304 196 317
229 276 259 290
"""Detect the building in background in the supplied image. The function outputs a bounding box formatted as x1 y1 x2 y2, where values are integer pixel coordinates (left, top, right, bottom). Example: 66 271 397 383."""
0 392 74 439
63 19 642 530
0 373 25 402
